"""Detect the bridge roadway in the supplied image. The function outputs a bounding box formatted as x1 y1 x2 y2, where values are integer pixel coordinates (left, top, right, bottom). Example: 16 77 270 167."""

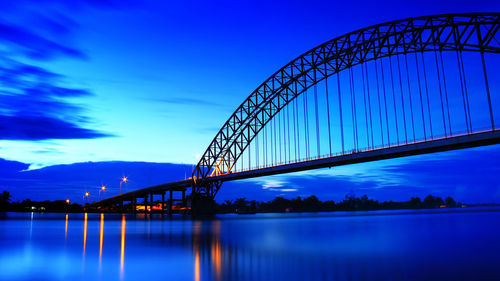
89 130 500 211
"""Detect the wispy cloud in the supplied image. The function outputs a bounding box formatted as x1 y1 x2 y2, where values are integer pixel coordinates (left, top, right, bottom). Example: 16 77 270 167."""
245 177 300 192
0 60 112 140
0 22 85 60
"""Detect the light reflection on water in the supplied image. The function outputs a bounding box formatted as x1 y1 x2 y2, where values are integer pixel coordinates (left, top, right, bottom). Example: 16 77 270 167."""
99 213 104 267
0 208 499 281
83 212 88 256
120 214 126 280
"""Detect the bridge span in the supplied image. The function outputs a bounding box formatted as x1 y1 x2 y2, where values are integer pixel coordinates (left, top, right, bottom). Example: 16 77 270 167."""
89 13 500 214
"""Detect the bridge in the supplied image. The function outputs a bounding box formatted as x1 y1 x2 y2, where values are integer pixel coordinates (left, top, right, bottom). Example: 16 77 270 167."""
89 13 500 214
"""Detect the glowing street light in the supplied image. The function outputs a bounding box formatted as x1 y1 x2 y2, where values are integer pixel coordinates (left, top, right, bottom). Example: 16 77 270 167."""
98 185 107 201
83 192 90 205
120 177 128 195
66 199 70 204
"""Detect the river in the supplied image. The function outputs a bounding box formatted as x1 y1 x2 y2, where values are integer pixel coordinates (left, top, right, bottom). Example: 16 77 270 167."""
0 207 499 281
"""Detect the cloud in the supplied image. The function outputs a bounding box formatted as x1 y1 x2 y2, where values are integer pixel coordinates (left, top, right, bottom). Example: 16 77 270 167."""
0 60 111 140
260 179 286 189
0 158 29 175
0 115 111 140
0 22 86 60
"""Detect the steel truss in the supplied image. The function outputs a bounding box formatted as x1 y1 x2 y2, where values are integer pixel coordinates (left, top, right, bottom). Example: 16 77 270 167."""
193 13 500 192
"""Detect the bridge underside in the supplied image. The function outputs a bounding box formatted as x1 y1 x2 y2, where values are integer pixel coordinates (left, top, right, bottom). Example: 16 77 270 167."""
87 179 191 214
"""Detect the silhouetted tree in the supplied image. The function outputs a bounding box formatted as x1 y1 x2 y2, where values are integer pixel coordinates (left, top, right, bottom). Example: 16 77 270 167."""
0 190 11 211
423 195 445 208
290 196 303 212
321 200 336 211
218 200 234 213
234 198 249 209
409 197 422 208
445 196 457 208
269 197 290 212
303 195 321 211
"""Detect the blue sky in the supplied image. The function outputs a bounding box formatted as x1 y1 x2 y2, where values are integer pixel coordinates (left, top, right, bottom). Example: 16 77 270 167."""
0 0 500 203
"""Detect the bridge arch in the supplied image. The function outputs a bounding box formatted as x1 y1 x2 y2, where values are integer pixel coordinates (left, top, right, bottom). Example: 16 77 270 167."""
194 13 500 184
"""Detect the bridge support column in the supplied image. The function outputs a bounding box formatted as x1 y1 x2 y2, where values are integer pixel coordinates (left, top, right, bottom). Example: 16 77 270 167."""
120 200 123 213
182 190 186 207
191 181 221 216
150 193 154 214
132 198 136 214
161 192 165 215
144 196 149 215
169 190 173 215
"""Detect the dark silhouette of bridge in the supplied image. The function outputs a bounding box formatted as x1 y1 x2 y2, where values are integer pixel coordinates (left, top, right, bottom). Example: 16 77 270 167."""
89 13 500 214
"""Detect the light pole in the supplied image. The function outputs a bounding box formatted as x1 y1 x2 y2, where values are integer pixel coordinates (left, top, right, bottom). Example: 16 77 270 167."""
98 185 106 201
82 192 89 205
120 177 128 195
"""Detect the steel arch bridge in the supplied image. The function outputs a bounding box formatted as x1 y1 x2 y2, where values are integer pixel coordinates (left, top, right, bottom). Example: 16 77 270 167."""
90 13 500 213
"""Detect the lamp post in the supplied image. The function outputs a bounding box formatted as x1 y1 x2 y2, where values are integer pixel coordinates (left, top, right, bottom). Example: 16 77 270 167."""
120 177 128 195
83 192 89 205
98 185 106 201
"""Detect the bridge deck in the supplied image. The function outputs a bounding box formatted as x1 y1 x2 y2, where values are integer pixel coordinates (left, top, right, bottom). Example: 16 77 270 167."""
215 130 500 182
89 130 500 207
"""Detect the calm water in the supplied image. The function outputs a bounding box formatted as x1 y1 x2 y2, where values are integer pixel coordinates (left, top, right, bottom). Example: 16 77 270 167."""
1 208 499 281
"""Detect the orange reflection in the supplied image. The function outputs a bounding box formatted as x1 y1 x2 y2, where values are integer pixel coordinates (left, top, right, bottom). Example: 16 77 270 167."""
120 214 126 279
65 214 68 240
211 240 222 281
211 221 222 281
193 221 201 281
99 213 104 265
195 249 200 281
83 213 88 255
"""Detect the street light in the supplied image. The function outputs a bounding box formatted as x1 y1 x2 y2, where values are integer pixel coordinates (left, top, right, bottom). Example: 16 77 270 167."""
120 177 128 194
66 199 70 204
83 192 90 205
98 185 107 201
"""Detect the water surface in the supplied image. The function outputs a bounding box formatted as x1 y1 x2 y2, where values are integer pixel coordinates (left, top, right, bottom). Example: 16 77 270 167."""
1 208 499 281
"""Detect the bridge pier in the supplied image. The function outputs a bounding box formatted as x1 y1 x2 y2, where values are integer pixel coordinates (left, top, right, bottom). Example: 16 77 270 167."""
191 181 221 216
161 192 165 215
191 195 216 216
169 190 173 215
150 193 154 214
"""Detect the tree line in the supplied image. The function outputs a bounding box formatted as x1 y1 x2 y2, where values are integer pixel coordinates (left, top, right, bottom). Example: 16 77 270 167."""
0 190 82 212
217 194 461 213
1 189 462 214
